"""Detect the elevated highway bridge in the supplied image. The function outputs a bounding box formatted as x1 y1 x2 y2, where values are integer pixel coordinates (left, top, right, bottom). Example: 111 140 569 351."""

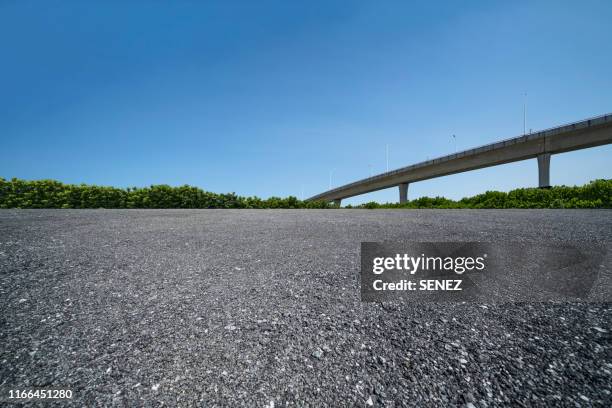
307 114 612 205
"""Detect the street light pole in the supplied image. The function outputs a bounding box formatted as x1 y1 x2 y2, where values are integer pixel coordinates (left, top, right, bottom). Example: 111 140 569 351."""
523 92 527 136
386 144 389 172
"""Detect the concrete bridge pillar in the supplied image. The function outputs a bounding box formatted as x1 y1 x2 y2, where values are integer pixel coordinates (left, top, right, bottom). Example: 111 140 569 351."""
537 153 551 188
399 183 409 204
332 199 342 207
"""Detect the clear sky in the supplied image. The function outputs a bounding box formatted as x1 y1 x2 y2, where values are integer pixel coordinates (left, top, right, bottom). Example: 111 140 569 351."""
1 1 611 205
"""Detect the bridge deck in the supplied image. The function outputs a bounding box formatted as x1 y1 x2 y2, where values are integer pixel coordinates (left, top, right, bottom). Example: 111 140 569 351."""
307 113 612 202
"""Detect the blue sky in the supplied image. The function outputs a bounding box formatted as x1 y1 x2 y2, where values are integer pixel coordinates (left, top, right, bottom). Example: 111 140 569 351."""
1 1 610 205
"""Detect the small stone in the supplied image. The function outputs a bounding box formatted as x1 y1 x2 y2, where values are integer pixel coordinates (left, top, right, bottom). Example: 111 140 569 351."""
18 299 27 303
478 354 490 363
459 358 468 365
312 348 324 359
366 396 374 406
593 327 608 333
374 383 386 398
224 325 237 331
579 395 589 402
151 383 160 391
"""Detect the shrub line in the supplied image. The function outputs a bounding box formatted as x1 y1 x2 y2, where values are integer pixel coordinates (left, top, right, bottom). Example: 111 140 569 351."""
0 178 610 209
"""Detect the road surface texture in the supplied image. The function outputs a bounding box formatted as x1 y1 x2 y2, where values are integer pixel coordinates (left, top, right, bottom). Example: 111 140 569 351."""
1 209 611 407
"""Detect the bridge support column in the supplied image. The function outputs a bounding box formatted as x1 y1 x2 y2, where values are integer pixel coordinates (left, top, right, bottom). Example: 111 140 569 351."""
332 199 342 207
399 183 409 204
537 153 551 188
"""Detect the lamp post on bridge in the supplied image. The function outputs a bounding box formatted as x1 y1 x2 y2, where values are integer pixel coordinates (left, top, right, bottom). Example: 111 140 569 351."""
386 144 389 172
523 92 527 136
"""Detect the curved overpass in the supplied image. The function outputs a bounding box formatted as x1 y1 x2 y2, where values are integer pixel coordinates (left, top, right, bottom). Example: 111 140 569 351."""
307 113 612 205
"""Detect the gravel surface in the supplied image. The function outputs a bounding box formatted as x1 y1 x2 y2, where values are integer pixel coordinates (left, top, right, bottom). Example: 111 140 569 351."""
1 209 611 407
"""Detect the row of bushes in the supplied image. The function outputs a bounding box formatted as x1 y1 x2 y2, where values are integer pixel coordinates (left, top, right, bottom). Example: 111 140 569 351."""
0 178 331 209
0 178 610 209
346 179 612 209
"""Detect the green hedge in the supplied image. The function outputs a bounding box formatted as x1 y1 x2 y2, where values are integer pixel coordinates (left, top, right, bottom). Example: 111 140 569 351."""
0 178 610 209
0 178 331 209
345 179 612 209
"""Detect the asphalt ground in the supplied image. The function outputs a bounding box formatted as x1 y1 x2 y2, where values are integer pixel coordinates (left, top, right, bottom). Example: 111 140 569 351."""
1 209 611 407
